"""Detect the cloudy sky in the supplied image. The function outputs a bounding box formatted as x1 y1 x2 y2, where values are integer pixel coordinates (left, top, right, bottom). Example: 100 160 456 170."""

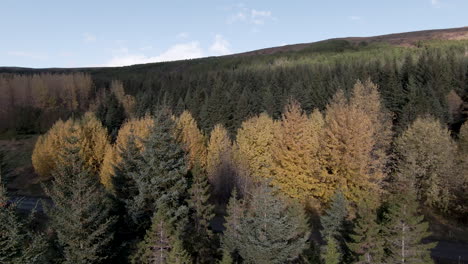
1 0 467 68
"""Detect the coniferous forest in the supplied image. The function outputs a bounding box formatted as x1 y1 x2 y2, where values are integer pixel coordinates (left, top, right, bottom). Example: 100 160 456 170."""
1 33 468 264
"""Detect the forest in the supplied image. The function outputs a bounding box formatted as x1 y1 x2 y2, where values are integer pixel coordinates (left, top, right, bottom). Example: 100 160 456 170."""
0 38 468 263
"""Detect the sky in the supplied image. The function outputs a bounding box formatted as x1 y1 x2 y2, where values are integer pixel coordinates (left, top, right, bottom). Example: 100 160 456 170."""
1 0 467 68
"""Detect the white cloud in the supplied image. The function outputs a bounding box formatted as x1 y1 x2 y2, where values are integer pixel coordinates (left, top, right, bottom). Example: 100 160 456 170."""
177 32 189 39
83 32 97 43
139 46 153 51
7 51 47 60
210 34 231 55
349 16 361 21
251 9 272 25
227 6 274 26
105 41 203 67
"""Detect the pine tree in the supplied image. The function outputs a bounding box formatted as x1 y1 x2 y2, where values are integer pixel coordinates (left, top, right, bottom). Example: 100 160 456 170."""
185 165 216 263
222 189 244 258
322 237 341 264
167 239 192 264
347 200 385 263
223 183 310 264
45 126 116 264
382 192 436 263
130 109 188 231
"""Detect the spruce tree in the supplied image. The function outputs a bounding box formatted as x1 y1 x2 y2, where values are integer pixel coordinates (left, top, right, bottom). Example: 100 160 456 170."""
322 237 341 264
131 108 188 231
347 200 385 263
132 209 191 264
222 189 244 259
223 183 309 264
45 127 116 264
185 165 216 263
320 191 348 240
218 249 234 264
382 192 436 263
0 164 48 264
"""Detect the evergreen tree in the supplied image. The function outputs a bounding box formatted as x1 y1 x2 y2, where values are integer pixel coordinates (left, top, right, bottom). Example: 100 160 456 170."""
221 189 244 259
223 183 310 264
347 200 385 263
218 249 234 264
45 127 116 264
97 92 126 139
322 237 341 264
131 209 191 264
185 165 216 263
382 192 436 263
0 170 48 264
320 191 348 240
130 109 188 231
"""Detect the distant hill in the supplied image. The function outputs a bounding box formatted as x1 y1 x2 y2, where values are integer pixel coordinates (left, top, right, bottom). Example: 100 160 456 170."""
1 26 467 71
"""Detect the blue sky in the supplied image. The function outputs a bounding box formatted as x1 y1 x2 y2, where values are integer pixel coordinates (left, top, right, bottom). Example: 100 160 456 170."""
1 0 467 68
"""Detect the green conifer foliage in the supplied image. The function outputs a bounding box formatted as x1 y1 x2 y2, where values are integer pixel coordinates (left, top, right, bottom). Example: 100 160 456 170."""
185 165 216 263
322 237 341 264
131 109 188 230
347 200 385 263
45 127 116 264
382 192 436 263
223 184 309 264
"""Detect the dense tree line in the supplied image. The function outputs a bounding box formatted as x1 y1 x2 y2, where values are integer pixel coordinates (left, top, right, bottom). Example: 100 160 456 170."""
1 39 468 263
3 77 463 263
1 40 467 138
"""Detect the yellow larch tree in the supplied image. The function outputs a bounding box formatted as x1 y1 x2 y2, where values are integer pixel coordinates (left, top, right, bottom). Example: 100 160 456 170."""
271 100 324 203
233 113 275 181
206 124 233 195
78 112 111 176
321 90 380 209
349 79 392 176
175 110 207 171
99 115 155 189
32 119 75 180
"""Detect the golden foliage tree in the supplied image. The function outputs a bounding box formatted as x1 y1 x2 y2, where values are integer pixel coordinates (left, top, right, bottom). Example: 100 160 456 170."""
395 116 457 212
32 119 74 180
349 79 392 175
206 124 234 198
99 115 154 189
32 113 110 180
234 113 275 181
110 80 136 118
175 111 207 170
322 90 380 209
271 100 324 203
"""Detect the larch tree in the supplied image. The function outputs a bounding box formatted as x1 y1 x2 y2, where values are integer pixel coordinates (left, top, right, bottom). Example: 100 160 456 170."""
394 116 457 212
349 79 392 176
382 192 436 263
222 183 310 264
175 110 207 171
78 112 110 176
322 90 380 210
271 100 324 203
206 124 235 199
456 122 468 216
44 125 116 264
234 112 275 181
99 115 154 190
